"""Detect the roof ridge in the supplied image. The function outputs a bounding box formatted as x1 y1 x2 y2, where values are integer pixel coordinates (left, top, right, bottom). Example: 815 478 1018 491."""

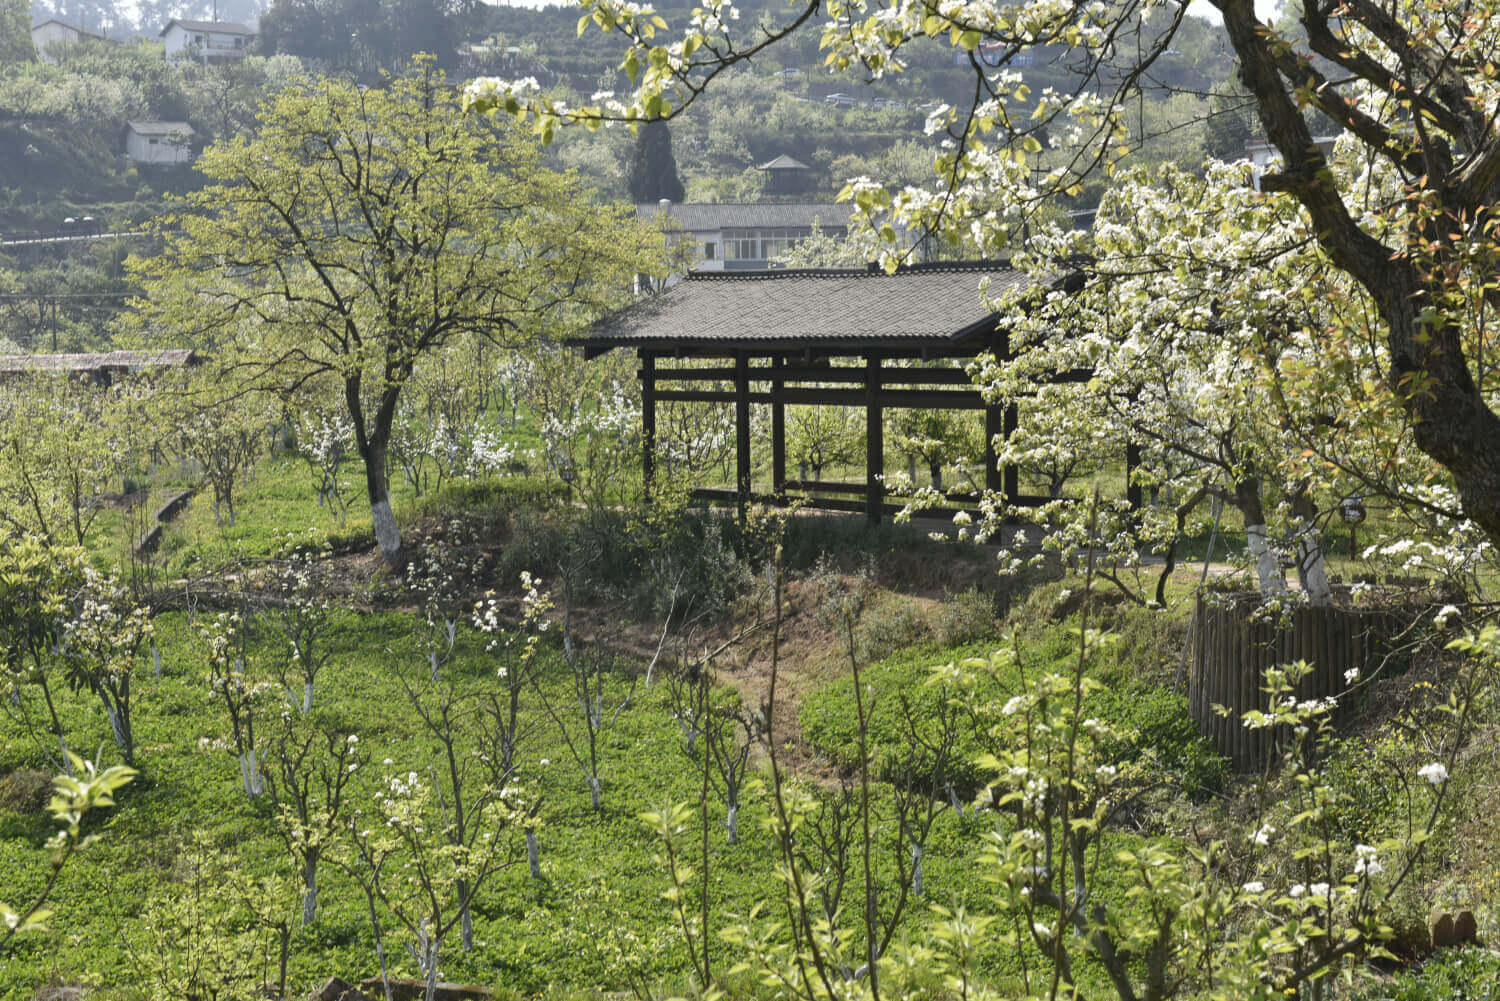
684 259 1015 281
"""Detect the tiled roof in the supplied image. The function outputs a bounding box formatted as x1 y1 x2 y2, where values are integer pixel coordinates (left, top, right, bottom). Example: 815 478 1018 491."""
757 154 811 171
0 350 199 373
636 202 855 232
160 19 257 35
581 262 1065 354
32 20 108 40
126 120 196 137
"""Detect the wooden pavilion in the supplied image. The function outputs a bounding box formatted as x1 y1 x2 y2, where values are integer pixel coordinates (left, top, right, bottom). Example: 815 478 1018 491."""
575 260 1132 521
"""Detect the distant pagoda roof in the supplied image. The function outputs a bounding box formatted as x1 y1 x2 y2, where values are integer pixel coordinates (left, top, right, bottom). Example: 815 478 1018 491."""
757 154 811 171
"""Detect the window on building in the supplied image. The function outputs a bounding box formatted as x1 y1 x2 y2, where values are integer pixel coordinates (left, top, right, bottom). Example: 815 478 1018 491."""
703 242 716 259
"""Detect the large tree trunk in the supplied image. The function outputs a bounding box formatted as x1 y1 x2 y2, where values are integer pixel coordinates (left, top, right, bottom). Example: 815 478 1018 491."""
1234 478 1287 598
365 440 403 569
1219 0 1500 549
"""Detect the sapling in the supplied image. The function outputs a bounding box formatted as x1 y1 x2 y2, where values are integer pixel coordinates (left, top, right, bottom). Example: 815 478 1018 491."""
0 531 88 772
345 762 526 1001
62 567 153 766
199 607 276 797
704 694 760 845
264 719 365 926
264 544 335 713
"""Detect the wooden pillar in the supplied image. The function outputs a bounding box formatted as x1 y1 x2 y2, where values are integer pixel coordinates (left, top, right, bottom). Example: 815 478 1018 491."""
641 352 656 501
735 352 751 518
866 353 883 523
1003 402 1019 502
985 403 1003 497
771 355 787 500
1126 441 1143 511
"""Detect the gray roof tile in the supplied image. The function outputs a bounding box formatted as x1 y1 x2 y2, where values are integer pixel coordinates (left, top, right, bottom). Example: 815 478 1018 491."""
636 202 854 232
582 262 1061 354
160 19 256 35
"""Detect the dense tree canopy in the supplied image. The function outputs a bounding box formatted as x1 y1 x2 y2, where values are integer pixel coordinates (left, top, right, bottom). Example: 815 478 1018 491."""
467 0 1500 554
129 62 668 568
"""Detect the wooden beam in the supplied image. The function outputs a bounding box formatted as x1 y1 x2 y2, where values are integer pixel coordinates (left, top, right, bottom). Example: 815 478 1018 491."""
645 364 976 386
866 353 883 523
652 387 989 409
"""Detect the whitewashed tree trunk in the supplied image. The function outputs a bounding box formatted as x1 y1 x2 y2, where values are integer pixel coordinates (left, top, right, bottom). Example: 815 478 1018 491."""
1245 524 1287 597
459 879 474 953
588 775 601 812
947 783 966 820
911 844 924 898
303 680 314 714
726 804 739 845
1296 529 1333 607
106 706 126 752
152 642 162 678
240 749 264 797
302 862 318 926
371 497 402 568
526 827 541 878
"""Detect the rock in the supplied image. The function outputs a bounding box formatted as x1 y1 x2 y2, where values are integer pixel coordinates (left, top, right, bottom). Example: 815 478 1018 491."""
357 977 491 1001
1430 912 1457 949
32 987 85 1001
312 977 369 1001
1429 910 1478 949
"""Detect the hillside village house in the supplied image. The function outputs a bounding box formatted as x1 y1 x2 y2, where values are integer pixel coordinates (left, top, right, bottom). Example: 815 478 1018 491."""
30 20 109 62
638 201 856 282
125 121 195 166
159 19 256 61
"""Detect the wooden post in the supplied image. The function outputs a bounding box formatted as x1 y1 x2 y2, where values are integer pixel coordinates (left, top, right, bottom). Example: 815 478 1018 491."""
771 355 786 500
1003 402 1019 502
866 353 883 523
1126 442 1143 510
985 403 1004 497
735 352 751 519
641 352 656 502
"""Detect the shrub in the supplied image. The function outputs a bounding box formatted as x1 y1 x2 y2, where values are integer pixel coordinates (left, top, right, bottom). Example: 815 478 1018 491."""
0 768 52 815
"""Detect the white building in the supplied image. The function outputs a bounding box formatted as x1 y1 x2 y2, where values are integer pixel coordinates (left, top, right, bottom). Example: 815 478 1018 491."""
125 121 196 166
159 19 256 62
1246 137 1339 191
638 201 857 280
30 20 108 63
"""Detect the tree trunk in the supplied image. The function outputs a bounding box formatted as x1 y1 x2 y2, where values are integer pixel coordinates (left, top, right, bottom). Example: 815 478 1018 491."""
1234 479 1286 597
1219 0 1500 550
458 877 474 952
1292 494 1333 608
365 440 404 570
726 803 739 845
349 377 406 571
302 859 318 926
527 827 541 878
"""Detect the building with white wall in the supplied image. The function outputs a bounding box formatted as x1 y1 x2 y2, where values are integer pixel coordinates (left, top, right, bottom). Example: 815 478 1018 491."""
125 121 195 166
31 20 108 63
159 19 256 61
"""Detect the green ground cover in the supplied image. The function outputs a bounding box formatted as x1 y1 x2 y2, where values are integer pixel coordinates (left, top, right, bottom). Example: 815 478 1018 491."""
0 606 1027 999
